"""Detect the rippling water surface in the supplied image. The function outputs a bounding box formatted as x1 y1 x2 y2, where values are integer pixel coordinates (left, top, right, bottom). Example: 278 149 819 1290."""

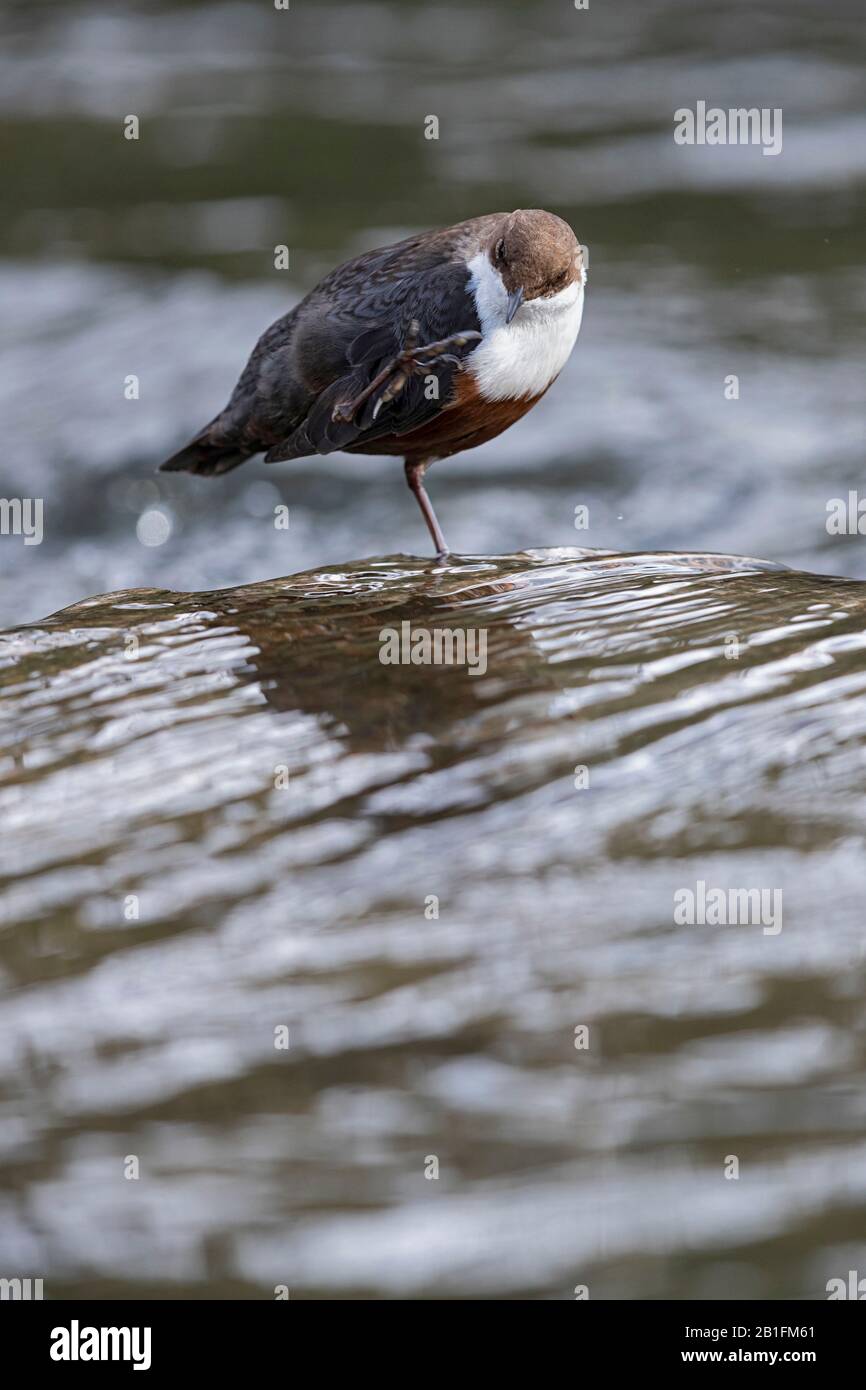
2 548 866 1298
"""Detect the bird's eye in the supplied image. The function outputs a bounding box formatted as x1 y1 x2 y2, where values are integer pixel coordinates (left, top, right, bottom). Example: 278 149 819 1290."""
495 238 505 262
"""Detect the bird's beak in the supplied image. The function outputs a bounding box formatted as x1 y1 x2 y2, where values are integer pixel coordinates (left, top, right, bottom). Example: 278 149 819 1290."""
505 286 524 324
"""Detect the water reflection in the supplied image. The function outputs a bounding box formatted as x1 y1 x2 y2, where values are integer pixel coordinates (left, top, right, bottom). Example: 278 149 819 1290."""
2 548 866 1297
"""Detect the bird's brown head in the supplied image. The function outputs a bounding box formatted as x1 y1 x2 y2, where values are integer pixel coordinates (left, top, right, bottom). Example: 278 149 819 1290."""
488 209 585 322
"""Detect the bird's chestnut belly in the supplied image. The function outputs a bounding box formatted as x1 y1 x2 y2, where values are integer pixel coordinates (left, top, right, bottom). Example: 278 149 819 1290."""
345 371 549 463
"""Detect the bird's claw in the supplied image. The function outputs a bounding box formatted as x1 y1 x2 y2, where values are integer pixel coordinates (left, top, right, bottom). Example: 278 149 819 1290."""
333 327 481 424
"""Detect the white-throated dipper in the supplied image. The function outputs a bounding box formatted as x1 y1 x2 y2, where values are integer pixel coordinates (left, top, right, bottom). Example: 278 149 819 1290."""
160 209 587 555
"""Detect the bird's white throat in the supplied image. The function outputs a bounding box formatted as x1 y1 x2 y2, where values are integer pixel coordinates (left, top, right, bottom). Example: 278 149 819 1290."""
465 251 585 402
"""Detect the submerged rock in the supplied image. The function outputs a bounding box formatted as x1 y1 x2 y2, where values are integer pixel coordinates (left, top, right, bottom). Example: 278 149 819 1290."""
2 547 866 1299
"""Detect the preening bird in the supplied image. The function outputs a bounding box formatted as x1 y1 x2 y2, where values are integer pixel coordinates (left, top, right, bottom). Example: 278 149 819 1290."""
160 209 587 556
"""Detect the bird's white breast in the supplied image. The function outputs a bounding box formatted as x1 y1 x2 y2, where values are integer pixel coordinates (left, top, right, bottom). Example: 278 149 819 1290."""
465 251 585 401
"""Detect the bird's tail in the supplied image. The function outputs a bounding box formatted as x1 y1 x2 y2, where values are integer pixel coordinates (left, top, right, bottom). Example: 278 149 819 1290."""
159 429 250 477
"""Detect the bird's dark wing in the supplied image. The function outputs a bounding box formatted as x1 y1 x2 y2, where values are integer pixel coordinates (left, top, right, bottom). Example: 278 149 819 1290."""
261 259 482 463
162 216 502 475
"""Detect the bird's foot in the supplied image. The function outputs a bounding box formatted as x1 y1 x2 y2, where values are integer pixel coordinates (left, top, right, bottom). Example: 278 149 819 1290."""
333 322 481 424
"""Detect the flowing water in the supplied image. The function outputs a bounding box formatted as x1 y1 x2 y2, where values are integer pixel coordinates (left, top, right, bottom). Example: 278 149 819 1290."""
1 0 865 1299
2 0 865 625
2 548 866 1298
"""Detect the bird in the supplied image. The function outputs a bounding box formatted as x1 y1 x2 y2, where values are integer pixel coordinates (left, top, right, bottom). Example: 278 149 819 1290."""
160 209 587 556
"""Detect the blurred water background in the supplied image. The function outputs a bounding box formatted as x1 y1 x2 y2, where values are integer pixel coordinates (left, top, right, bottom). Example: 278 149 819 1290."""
1 0 865 621
1 0 866 1300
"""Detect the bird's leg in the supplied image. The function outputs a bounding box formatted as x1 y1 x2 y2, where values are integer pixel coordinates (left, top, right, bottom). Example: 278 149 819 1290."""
333 321 481 424
404 458 449 558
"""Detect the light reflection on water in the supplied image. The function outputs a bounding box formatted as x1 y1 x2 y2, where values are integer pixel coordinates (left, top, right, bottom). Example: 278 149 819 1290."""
2 547 866 1298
